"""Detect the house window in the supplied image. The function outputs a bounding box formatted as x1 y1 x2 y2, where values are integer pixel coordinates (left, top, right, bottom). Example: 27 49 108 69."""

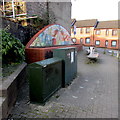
86 28 90 33
80 38 83 43
112 30 117 36
105 40 108 47
72 38 77 43
106 29 109 36
85 38 90 44
111 40 117 47
80 28 83 34
95 40 100 45
96 30 100 35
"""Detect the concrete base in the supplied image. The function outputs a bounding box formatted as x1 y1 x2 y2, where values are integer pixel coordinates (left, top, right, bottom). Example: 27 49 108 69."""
0 62 27 119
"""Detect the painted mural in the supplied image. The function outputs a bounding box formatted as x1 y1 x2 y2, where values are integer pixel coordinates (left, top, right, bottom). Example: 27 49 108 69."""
30 24 73 47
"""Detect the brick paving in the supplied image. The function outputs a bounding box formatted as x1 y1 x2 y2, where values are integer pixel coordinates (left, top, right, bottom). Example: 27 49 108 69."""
9 50 118 118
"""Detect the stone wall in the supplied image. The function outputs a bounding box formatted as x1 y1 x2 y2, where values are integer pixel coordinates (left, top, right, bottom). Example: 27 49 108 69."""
1 18 39 45
26 2 47 19
0 63 27 119
1 2 71 44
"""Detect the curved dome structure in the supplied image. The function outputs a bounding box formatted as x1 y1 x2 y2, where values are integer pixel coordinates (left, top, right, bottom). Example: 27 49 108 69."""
26 24 73 48
25 24 82 64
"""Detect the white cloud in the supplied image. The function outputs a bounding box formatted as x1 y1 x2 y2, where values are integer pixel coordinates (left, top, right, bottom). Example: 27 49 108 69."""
71 0 119 21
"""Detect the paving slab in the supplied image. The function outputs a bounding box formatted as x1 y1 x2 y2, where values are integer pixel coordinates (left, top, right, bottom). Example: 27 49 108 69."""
8 50 118 119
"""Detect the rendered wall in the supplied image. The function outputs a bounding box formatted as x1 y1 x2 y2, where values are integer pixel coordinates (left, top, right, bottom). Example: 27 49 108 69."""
26 2 47 19
71 27 94 46
26 2 71 33
94 29 119 49
48 2 71 33
71 26 119 50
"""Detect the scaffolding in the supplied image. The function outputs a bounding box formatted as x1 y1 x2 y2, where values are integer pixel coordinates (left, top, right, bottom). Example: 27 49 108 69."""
1 0 38 26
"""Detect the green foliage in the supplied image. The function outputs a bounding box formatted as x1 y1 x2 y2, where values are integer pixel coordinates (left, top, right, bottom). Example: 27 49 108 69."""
103 48 106 54
1 30 25 64
118 53 120 60
103 50 106 54
111 51 114 56
32 17 46 28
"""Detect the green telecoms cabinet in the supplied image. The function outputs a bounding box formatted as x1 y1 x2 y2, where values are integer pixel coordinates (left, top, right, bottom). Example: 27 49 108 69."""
27 57 62 104
53 47 77 87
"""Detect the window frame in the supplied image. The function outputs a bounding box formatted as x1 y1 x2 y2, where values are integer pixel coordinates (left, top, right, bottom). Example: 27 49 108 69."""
80 28 83 34
96 30 101 35
95 40 100 46
111 40 117 47
106 29 109 36
112 30 117 36
71 38 77 43
85 37 90 44
80 38 83 44
86 28 90 33
105 40 108 47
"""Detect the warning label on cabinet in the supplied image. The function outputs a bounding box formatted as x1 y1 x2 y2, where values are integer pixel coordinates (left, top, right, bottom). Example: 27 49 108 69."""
71 52 74 63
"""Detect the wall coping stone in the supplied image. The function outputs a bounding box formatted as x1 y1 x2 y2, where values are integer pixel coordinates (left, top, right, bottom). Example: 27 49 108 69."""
0 62 27 97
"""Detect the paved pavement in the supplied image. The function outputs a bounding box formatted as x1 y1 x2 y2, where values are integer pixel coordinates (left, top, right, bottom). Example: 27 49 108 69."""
9 50 118 118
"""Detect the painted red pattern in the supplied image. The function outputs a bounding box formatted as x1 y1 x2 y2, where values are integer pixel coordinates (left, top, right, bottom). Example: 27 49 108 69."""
25 24 83 63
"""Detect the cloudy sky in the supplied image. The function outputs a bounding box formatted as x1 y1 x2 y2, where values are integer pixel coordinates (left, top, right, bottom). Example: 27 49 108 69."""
71 0 119 21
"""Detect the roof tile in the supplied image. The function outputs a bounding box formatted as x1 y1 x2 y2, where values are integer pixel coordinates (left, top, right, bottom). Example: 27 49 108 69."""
75 19 98 27
95 20 119 29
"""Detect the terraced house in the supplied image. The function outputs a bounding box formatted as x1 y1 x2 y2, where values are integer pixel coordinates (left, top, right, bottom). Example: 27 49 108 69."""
71 19 119 50
71 19 98 45
94 20 119 50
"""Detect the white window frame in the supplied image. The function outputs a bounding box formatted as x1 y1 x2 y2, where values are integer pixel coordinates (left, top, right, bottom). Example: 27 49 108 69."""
96 30 100 35
111 40 117 47
80 28 83 34
85 38 90 44
95 40 100 45
106 29 109 36
105 40 108 47
112 30 117 36
72 38 77 43
86 28 90 33
80 38 83 43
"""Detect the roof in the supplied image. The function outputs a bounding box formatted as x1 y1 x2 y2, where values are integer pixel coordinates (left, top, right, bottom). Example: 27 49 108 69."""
95 20 119 29
75 19 98 28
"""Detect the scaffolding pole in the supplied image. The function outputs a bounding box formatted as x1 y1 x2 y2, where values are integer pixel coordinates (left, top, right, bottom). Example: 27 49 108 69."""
3 0 5 16
12 0 15 19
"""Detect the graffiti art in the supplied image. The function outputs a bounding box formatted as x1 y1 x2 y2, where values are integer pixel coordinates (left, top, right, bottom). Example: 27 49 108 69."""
30 24 73 47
